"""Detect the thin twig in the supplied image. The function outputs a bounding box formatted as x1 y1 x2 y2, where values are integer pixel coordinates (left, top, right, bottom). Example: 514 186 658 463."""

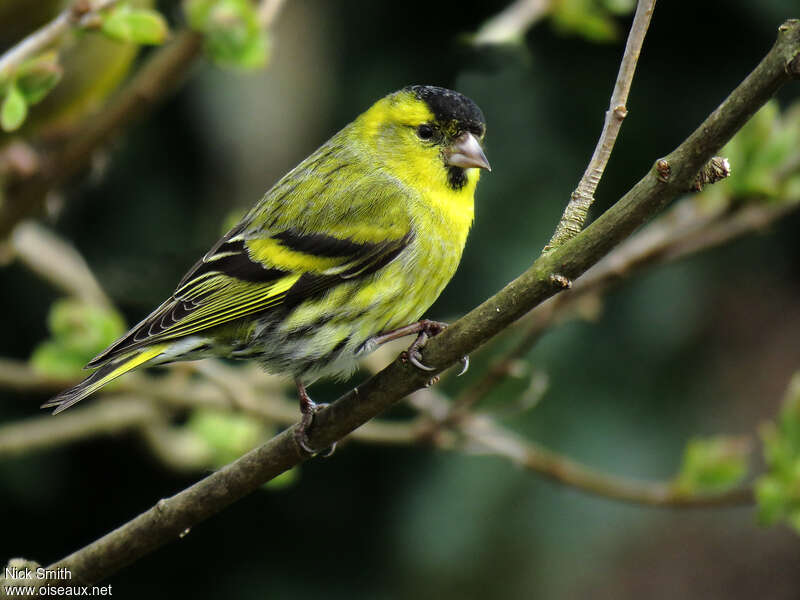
11 221 112 307
257 0 289 29
0 397 160 457
0 28 204 238
460 416 754 507
471 0 554 46
545 0 657 251
460 194 799 410
21 20 800 587
0 0 291 237
0 358 421 448
0 0 121 79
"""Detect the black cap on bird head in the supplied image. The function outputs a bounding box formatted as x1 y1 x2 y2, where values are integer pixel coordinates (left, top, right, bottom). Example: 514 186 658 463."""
405 85 486 137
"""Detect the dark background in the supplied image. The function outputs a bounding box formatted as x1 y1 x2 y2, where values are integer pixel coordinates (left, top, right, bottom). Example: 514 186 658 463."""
3 1 800 598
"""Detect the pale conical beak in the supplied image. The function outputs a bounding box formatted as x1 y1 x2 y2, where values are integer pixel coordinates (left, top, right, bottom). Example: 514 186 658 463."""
445 132 491 171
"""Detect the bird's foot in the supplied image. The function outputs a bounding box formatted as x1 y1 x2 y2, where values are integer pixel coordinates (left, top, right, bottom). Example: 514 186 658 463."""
294 380 335 457
392 320 469 376
398 319 447 371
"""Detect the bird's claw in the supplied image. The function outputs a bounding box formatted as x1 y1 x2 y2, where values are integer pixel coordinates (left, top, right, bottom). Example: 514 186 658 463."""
457 355 469 376
294 401 336 457
402 347 436 371
400 320 449 373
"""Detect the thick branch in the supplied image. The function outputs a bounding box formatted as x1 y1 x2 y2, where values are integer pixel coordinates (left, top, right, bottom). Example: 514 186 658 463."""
31 20 800 587
545 0 656 250
457 194 798 410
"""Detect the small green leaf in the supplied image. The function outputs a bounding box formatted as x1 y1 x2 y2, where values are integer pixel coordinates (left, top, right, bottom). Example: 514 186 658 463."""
184 0 216 29
101 4 169 45
30 299 127 377
17 52 62 105
187 408 268 467
185 0 269 69
1 82 28 132
30 340 87 378
551 0 620 43
48 299 126 356
673 435 750 494
755 476 785 526
754 373 800 533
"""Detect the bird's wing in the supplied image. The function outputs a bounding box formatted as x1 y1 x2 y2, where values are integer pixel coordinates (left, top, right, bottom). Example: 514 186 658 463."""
87 182 414 368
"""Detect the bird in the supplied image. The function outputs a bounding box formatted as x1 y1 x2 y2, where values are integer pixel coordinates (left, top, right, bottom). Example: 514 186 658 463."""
42 85 491 453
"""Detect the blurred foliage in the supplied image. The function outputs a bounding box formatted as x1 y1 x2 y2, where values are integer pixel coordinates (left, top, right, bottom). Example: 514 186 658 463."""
702 100 800 205
2 1 800 598
673 435 750 495
187 407 268 467
185 0 270 69
15 52 63 105
0 0 155 137
186 408 298 488
756 373 800 533
29 299 126 378
100 3 169 46
550 0 633 42
0 80 25 131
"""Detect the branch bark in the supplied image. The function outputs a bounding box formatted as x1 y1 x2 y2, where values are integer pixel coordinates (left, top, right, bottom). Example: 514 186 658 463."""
29 19 800 588
545 0 657 251
455 194 799 411
459 417 755 508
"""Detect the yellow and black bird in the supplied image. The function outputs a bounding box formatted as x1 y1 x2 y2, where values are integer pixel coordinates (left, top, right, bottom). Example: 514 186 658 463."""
43 85 490 451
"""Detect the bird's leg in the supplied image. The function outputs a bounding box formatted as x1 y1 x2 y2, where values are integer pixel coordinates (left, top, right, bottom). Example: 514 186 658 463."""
293 378 335 457
372 319 469 375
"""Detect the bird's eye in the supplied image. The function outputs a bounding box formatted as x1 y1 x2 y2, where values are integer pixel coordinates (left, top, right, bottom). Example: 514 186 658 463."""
416 124 434 140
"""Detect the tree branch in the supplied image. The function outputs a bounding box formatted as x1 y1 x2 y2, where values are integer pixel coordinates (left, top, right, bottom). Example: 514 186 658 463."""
0 0 121 79
0 397 160 457
0 29 205 239
23 19 800 588
545 0 657 251
458 416 755 508
456 193 799 412
11 221 112 307
470 0 554 46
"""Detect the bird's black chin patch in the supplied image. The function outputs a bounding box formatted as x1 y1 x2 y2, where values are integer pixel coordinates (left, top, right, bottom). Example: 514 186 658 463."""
447 166 467 191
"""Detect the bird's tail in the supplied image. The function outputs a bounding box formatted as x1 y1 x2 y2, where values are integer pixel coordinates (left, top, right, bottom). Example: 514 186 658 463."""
41 344 169 414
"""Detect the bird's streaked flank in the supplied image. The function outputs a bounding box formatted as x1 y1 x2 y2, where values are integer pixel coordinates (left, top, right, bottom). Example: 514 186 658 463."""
43 85 490 452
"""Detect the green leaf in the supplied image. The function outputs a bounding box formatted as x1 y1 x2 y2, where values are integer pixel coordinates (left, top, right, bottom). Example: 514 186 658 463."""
712 100 800 204
755 476 784 526
754 373 800 533
101 4 169 45
551 0 620 43
185 0 269 69
187 408 269 467
30 341 87 378
1 82 28 132
673 435 750 494
184 0 216 29
29 299 126 377
17 52 62 105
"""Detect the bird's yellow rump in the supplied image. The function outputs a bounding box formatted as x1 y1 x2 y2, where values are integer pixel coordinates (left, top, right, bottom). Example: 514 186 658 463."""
44 85 491 452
